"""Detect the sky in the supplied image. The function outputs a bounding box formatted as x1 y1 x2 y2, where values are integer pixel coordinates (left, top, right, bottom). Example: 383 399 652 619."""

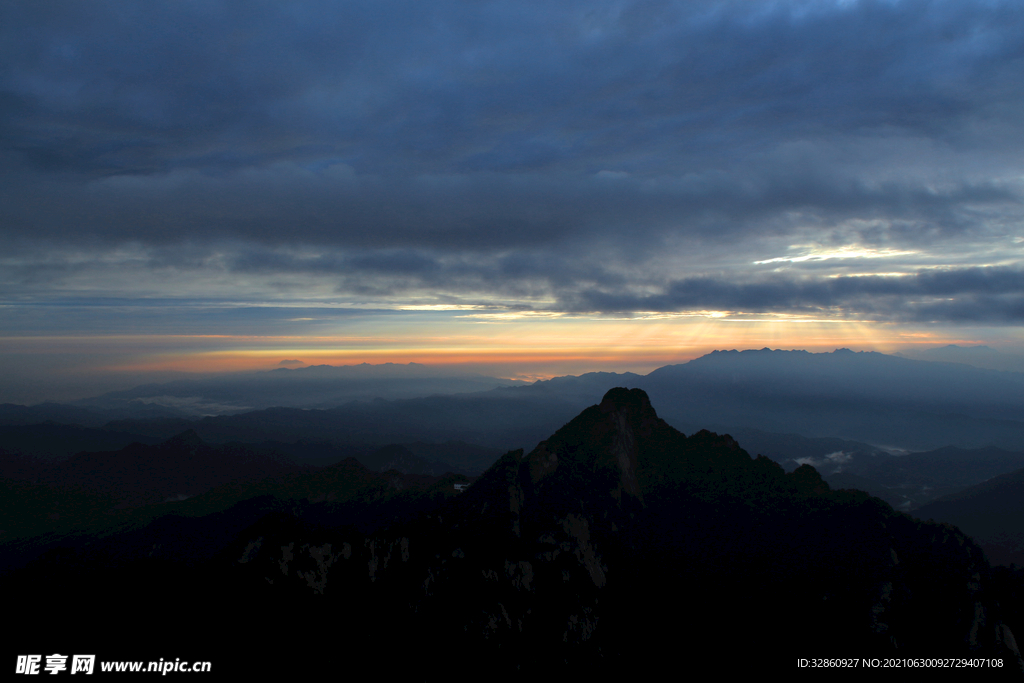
3 0 1024 403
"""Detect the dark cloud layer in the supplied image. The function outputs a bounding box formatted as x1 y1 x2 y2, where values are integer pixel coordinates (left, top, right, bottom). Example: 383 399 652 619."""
3 0 1024 323
5 1 1023 176
567 266 1024 322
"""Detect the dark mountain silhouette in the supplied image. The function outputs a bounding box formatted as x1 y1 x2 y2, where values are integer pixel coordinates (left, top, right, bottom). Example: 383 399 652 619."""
0 431 303 542
6 389 1023 675
45 430 299 506
0 422 161 462
358 443 462 476
402 440 504 474
0 402 122 428
918 466 1024 568
0 430 481 554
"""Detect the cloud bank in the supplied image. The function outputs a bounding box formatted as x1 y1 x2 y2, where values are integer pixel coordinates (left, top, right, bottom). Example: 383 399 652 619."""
2 0 1024 324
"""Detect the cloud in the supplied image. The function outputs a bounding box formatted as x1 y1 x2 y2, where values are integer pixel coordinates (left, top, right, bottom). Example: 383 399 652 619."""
794 450 853 473
563 266 1024 322
3 1 1024 327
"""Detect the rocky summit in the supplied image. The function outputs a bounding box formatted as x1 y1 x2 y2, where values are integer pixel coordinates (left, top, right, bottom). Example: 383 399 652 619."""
9 388 1024 675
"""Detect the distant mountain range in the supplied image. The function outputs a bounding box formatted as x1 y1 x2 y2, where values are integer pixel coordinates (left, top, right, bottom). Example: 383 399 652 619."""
9 349 1024 452
897 344 1024 373
66 362 529 417
9 349 1024 516
634 348 1024 450
5 388 1022 674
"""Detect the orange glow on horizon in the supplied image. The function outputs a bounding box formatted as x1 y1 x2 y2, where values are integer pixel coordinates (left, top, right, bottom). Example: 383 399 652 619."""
3 311 1007 393
68 318 989 377
3 314 1018 405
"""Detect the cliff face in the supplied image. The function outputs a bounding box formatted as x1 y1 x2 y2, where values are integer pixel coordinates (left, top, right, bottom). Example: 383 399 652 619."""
10 388 1024 674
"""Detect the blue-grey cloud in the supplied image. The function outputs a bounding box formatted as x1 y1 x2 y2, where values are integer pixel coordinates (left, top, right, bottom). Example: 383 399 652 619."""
566 266 1024 322
3 0 1024 323
5 0 1023 177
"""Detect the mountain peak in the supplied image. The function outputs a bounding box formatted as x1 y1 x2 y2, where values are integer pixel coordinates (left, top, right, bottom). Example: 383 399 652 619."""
523 387 659 502
597 389 650 499
598 386 653 417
